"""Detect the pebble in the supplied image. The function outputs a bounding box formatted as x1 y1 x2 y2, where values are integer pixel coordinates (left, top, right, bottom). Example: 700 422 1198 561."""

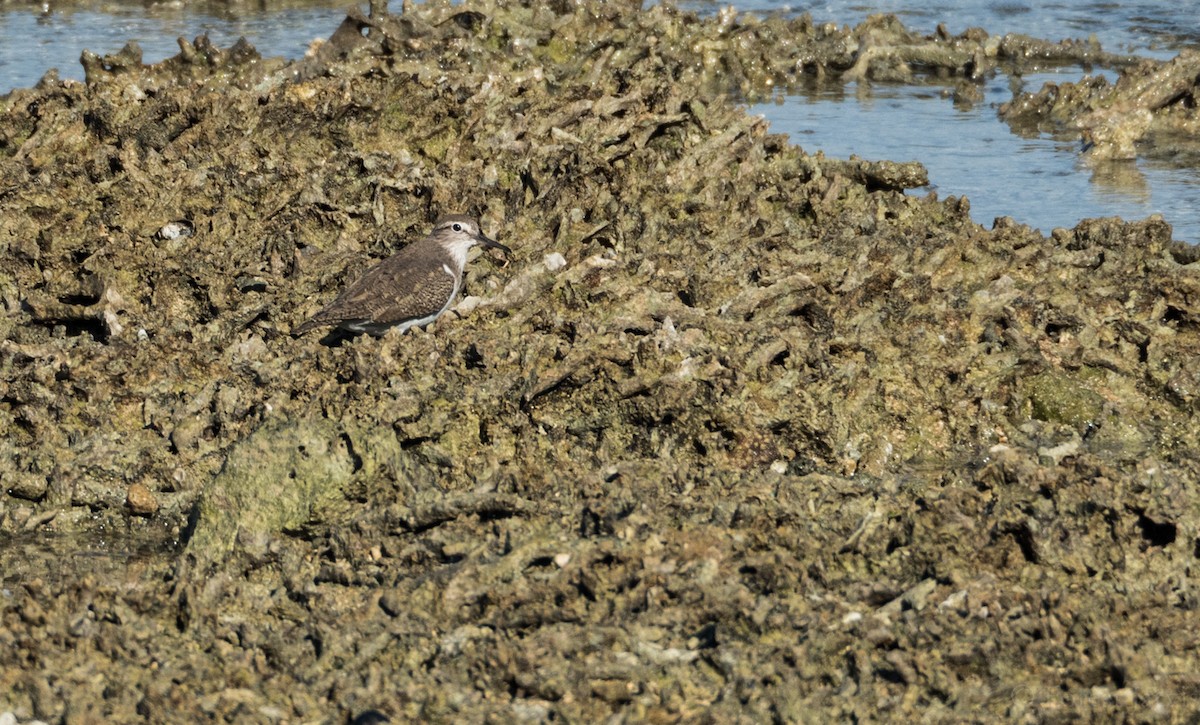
156 220 195 241
379 589 404 617
126 483 159 516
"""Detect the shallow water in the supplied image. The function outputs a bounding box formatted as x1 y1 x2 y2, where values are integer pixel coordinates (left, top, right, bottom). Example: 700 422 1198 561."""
687 0 1197 58
691 0 1200 241
0 526 179 596
756 73 1200 241
1 0 1198 242
0 2 346 92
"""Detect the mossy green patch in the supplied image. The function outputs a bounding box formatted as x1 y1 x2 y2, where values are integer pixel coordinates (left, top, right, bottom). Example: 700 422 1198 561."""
186 417 356 564
1022 369 1106 428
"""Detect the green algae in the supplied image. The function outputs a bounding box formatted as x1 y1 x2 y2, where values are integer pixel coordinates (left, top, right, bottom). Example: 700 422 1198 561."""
1023 369 1106 428
186 417 357 564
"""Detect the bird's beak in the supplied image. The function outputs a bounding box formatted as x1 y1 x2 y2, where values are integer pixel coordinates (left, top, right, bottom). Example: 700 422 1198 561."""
478 230 512 256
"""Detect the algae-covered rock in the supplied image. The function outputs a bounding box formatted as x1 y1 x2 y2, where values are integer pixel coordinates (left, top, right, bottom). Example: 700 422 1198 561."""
1022 369 1106 428
184 416 357 565
1001 49 1200 161
3 1 1200 722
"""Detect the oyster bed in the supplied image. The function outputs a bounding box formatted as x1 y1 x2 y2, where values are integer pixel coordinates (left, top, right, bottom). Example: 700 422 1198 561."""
3 2 1200 721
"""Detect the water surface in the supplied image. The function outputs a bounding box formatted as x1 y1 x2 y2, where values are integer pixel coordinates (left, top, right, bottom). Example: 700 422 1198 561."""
756 73 1200 239
684 0 1200 241
0 2 346 91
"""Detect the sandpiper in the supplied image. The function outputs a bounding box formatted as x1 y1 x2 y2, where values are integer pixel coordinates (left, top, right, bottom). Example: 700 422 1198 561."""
292 214 510 337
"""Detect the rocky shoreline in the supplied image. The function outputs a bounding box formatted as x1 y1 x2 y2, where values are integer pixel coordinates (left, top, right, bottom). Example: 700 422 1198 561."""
3 2 1200 721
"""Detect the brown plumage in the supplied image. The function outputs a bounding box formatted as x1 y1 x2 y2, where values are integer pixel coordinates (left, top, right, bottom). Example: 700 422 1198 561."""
293 214 509 337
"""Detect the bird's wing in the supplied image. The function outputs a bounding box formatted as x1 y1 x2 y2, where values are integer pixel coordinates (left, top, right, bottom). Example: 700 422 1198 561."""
295 249 455 333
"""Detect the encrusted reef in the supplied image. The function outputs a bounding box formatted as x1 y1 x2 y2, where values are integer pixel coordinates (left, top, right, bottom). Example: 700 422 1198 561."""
1001 49 1200 161
3 1 1200 721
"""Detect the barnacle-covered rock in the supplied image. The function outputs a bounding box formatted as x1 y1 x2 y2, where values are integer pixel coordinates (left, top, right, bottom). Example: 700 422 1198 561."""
1 2 1198 723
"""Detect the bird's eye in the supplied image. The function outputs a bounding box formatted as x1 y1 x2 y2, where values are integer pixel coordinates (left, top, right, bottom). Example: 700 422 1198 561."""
452 223 463 232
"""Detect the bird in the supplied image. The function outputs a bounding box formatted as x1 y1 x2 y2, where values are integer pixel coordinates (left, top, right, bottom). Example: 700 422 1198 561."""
292 214 510 337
